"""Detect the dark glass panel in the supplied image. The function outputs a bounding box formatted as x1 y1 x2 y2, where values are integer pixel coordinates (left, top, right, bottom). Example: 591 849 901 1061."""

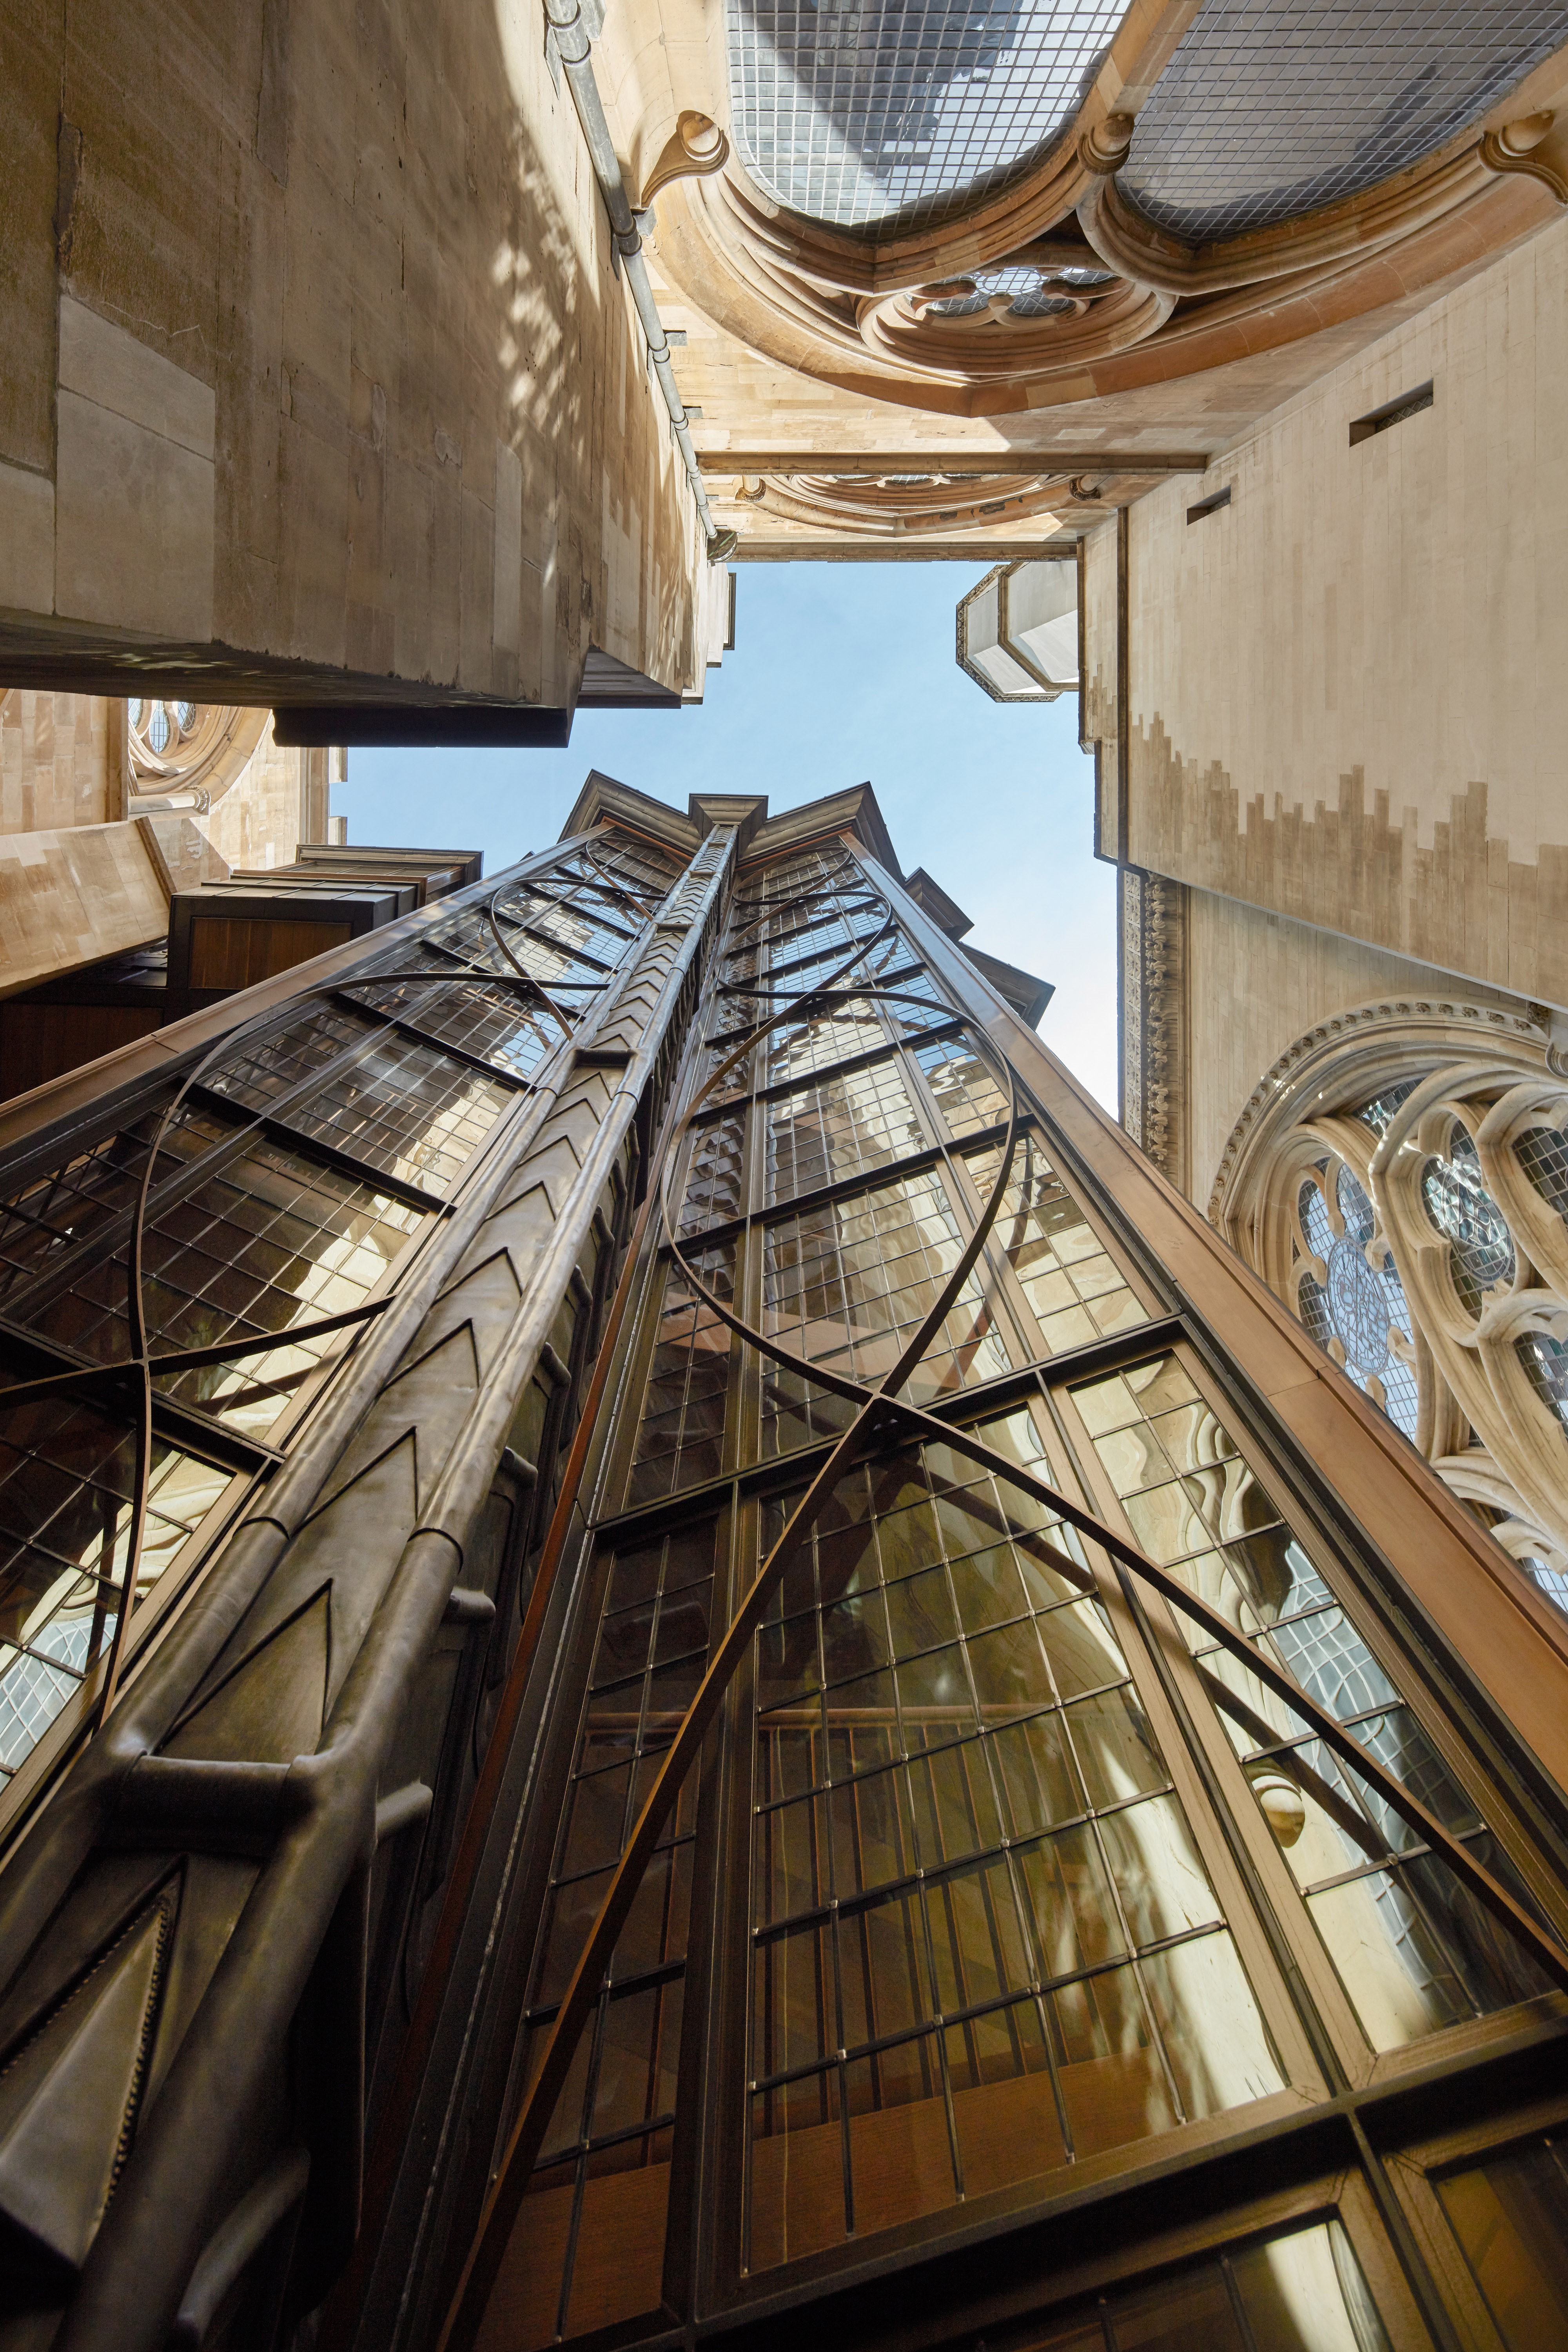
1439 2134 1568 2350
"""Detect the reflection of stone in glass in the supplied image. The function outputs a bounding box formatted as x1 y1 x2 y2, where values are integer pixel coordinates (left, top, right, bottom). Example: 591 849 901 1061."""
1075 1353 1548 2052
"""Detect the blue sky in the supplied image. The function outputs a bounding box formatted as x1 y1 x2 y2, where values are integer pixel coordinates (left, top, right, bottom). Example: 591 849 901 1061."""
335 561 1118 1109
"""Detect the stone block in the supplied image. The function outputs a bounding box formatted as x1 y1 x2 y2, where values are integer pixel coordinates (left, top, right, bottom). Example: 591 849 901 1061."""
0 462 54 613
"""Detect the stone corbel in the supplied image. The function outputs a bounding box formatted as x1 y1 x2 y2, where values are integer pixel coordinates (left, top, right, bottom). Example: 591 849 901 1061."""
638 111 729 210
1480 111 1568 203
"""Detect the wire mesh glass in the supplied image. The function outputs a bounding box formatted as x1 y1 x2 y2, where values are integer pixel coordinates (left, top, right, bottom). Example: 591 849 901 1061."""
728 0 1131 234
1121 0 1568 242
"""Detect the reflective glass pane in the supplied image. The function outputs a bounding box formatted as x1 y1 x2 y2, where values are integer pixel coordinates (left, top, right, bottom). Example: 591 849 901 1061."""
1439 2134 1568 2350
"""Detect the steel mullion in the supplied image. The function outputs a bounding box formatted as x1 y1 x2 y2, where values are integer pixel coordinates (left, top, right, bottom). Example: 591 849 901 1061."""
508 880 639 938
706 1005 957 1070
0 1313 280 1474
501 912 616 976
245 1112 450 1213
666 1139 956 1258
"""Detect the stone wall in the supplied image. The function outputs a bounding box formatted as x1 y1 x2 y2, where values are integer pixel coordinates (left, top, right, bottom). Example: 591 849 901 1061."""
0 690 112 832
0 0 708 707
1182 888 1531 1214
1116 214 1568 1009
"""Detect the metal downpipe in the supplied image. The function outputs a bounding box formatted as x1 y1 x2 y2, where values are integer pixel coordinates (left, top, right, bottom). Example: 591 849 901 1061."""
544 0 735 560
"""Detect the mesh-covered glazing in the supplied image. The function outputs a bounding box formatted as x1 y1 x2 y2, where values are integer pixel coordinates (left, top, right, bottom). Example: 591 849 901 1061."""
1122 0 1568 241
729 0 1129 234
26 1128 422 1437
748 1410 1281 2263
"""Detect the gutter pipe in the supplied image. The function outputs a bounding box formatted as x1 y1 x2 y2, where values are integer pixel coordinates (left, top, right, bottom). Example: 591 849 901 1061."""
544 0 736 561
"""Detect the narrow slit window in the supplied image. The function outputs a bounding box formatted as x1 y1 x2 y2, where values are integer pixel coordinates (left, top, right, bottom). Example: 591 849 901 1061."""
1186 487 1232 525
1349 382 1433 446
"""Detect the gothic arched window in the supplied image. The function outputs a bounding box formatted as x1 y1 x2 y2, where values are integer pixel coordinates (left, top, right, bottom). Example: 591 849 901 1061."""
1214 1010 1568 1617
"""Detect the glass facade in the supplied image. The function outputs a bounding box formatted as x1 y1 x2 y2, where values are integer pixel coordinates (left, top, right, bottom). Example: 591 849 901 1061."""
7 804 1567 2352
485 820 1567 2352
0 826 668 1793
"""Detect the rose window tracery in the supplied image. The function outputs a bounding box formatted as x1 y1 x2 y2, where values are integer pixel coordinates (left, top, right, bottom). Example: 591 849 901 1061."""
1294 1156 1421 1440
1421 1121 1517 1313
129 697 200 762
731 469 1075 534
1216 1022 1568 1617
124 699 268 807
922 260 1117 319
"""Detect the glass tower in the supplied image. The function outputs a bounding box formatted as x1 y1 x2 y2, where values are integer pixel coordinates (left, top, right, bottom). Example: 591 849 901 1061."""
0 781 1566 2352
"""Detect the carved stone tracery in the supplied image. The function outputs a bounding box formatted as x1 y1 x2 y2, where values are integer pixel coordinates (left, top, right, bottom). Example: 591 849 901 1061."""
1120 864 1187 1190
1212 1002 1568 1605
125 701 268 809
644 0 1568 425
726 470 1077 535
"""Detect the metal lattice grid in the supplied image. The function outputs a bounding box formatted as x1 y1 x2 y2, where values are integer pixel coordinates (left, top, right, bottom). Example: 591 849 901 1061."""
341 969 559 1084
1422 1122 1516 1315
515 1519 715 2335
1521 1330 1568 1433
1517 1124 1568 1224
29 1131 425 1438
762 1163 1016 1420
626 1246 737 1506
1358 1080 1422 1140
0 1107 224 1303
679 1109 748 1236
967 1136 1149 1357
728 0 1131 234
913 1035 1011 1137
1121 0 1568 242
261 1031 515 1200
